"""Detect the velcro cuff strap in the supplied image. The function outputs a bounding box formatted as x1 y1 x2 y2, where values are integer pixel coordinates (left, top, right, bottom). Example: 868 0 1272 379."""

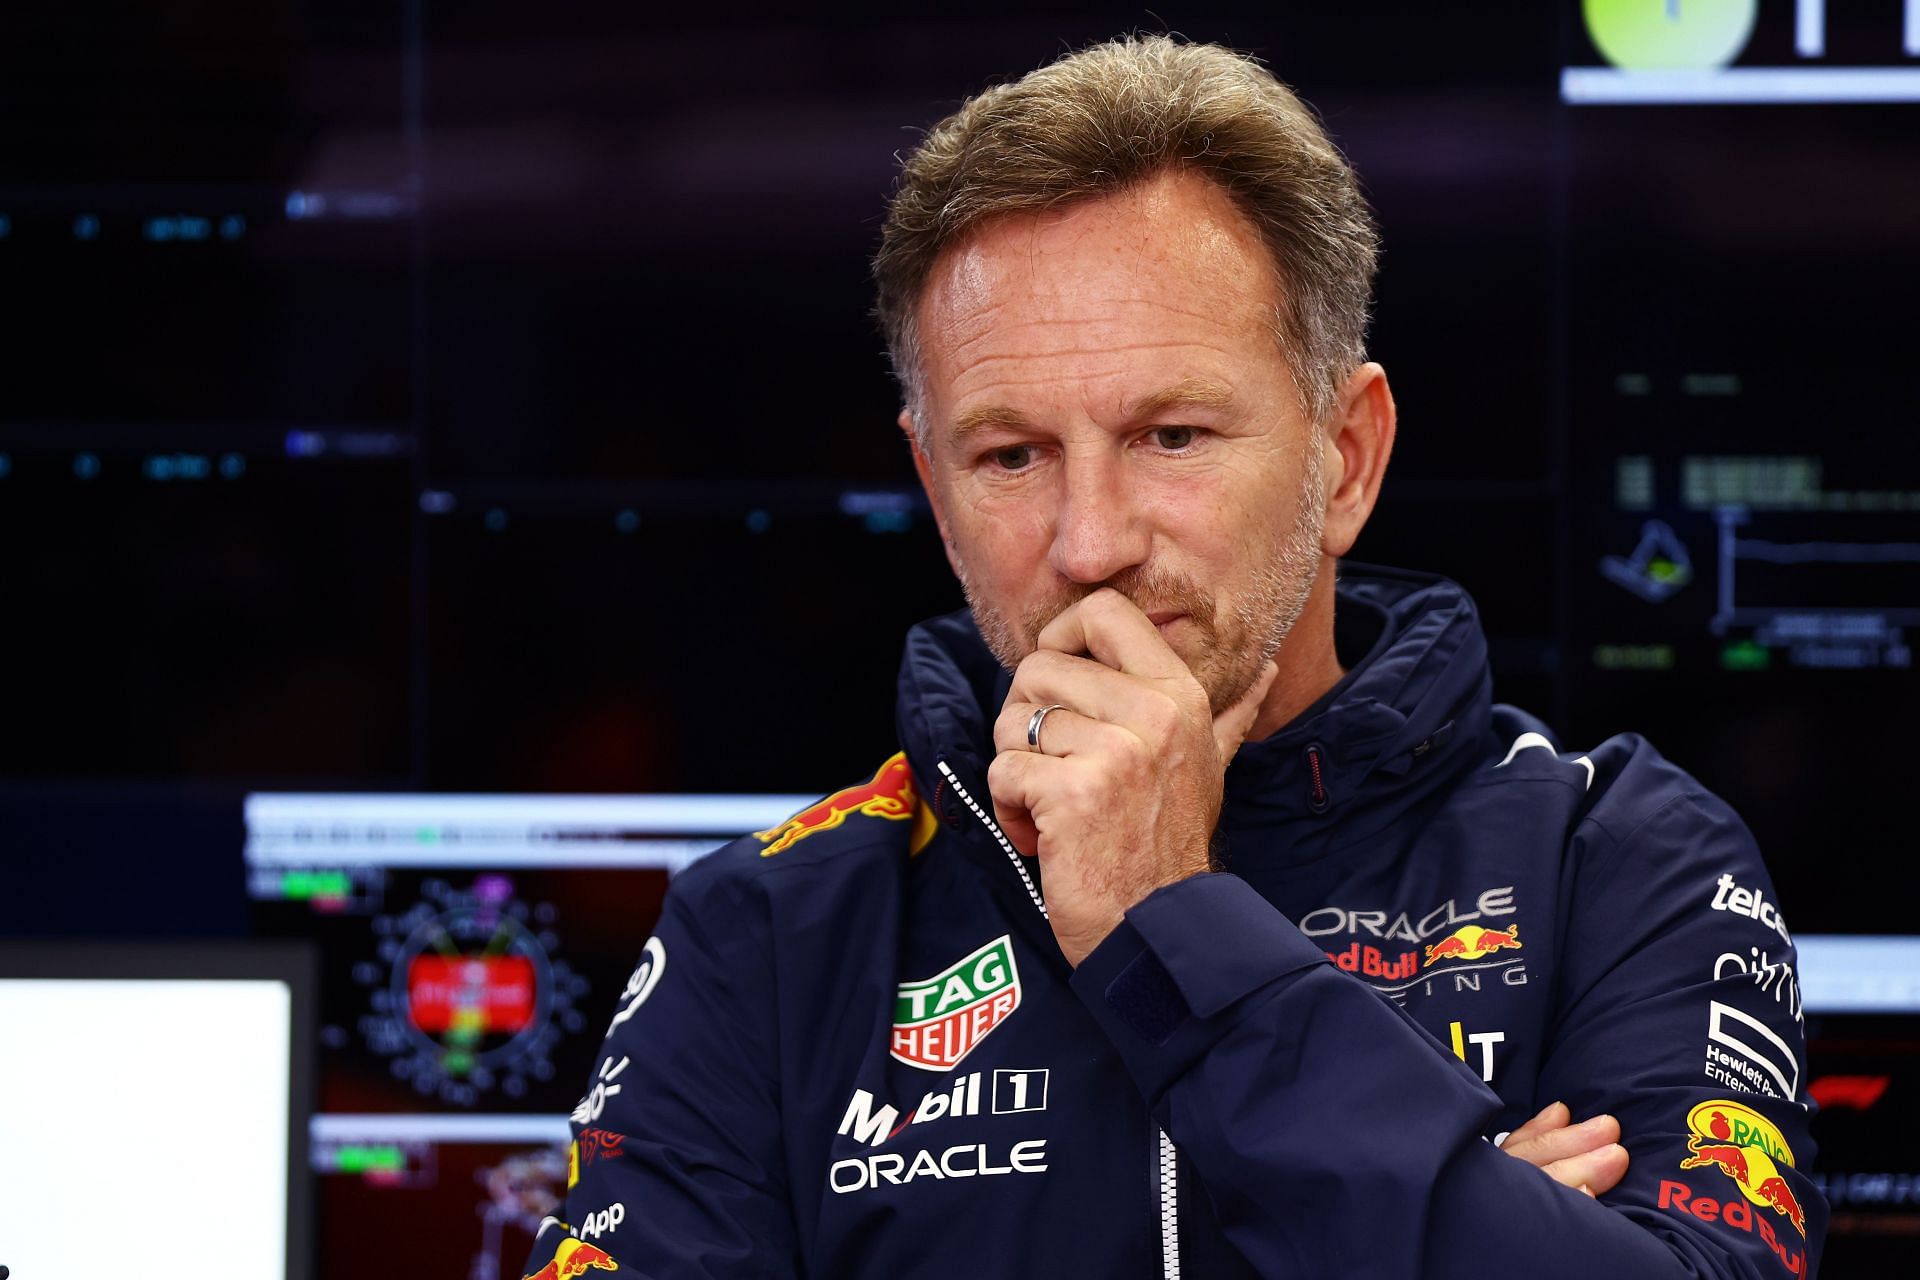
1103 947 1188 1045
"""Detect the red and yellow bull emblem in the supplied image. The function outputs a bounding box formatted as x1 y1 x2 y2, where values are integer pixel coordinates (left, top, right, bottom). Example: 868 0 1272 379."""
522 1237 618 1280
1421 924 1521 967
756 753 921 856
1678 1099 1805 1238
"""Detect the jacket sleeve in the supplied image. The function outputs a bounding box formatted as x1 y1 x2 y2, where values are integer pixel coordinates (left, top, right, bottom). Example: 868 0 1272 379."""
1069 852 1824 1277
517 854 799 1279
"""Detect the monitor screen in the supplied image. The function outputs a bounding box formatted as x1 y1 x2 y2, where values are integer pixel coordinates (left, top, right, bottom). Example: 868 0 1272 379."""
0 942 314 1280
243 791 804 1275
243 792 808 1116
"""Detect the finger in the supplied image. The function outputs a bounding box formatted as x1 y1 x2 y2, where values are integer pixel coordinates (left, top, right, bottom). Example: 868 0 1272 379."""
983 756 1044 855
986 746 1077 824
1212 660 1279 764
1007 650 1174 732
1501 1113 1621 1168
993 701 1113 759
1034 589 1189 682
985 749 1050 857
1541 1143 1629 1198
986 748 1095 860
1502 1112 1620 1165
1499 1100 1571 1151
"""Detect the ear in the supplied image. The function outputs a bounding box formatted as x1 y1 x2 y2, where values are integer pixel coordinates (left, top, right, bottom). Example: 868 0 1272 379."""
1320 362 1396 559
901 409 963 578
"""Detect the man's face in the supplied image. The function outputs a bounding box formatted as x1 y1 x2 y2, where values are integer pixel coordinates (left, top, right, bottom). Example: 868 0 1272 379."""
908 169 1330 714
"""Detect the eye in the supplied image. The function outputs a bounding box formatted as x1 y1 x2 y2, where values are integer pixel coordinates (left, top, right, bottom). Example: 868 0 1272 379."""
1150 426 1199 451
988 445 1035 472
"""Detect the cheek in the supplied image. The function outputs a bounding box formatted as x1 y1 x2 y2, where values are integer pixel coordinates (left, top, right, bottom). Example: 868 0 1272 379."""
947 510 1045 600
1146 483 1246 566
952 489 1049 560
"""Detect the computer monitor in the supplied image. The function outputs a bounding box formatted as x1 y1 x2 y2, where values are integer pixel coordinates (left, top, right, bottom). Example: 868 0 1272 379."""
243 789 808 1276
0 941 315 1280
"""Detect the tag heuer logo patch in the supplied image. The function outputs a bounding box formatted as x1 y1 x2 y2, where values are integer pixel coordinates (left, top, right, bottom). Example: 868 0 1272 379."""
890 936 1022 1072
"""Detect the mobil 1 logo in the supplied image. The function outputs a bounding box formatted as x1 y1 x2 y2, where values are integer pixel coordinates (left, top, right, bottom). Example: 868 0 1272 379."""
992 1068 1047 1114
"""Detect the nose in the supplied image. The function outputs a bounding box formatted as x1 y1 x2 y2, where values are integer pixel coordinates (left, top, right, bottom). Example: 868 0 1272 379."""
1046 447 1150 584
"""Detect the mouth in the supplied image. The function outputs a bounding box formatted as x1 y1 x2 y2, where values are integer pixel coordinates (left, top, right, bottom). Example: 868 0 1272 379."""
1146 610 1187 632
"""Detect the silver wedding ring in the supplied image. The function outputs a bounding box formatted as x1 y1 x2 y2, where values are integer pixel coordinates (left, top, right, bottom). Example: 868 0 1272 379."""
1026 703 1067 753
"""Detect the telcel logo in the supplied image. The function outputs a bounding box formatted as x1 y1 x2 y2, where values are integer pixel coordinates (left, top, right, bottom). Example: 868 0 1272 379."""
1711 873 1791 945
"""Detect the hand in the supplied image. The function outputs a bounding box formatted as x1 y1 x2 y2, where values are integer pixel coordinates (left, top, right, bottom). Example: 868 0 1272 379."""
987 589 1278 966
1499 1101 1630 1197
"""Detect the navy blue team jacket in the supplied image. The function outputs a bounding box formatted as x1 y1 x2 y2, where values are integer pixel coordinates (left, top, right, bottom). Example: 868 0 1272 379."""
522 566 1825 1278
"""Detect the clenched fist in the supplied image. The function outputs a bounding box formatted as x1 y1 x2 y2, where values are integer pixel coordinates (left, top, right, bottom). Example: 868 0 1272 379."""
988 588 1278 966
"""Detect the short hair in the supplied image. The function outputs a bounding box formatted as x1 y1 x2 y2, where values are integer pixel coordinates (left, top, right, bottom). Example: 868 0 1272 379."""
874 34 1380 445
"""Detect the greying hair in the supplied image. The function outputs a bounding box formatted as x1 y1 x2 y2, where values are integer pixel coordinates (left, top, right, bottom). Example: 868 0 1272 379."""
874 35 1379 447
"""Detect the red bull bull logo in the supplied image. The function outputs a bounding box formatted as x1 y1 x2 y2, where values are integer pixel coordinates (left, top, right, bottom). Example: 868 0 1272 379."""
1421 924 1521 967
522 1237 618 1280
756 753 919 856
1676 1099 1805 1238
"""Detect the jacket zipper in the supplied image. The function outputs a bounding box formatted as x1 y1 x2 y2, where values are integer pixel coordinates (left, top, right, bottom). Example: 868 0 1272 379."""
934 760 1046 918
1305 742 1330 813
937 758 1180 1279
1158 1126 1182 1278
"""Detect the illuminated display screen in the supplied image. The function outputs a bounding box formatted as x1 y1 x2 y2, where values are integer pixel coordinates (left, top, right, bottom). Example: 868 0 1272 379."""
244 792 807 1114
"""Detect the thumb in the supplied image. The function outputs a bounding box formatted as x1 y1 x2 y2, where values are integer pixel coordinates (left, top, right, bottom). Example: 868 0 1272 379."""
1212 660 1279 765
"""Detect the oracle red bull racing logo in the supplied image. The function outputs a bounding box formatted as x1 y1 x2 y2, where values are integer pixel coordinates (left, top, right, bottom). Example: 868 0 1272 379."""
1422 924 1521 967
1678 1100 1805 1237
891 935 1022 1071
756 752 918 856
521 1237 618 1280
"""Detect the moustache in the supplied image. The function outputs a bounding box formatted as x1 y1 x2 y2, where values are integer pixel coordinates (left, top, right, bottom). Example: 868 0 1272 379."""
1020 566 1218 650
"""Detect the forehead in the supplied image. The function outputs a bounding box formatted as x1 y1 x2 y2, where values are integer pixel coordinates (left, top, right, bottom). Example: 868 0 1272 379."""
915 169 1287 408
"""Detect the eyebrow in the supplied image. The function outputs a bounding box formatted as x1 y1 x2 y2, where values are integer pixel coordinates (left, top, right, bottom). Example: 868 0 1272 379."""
1124 377 1237 419
945 377 1238 446
948 403 1036 446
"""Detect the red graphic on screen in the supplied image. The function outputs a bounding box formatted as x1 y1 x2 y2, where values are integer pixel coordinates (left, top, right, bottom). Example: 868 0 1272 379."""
408 955 537 1033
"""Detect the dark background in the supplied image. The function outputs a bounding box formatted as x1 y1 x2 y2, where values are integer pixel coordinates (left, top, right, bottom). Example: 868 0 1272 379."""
3 2 1917 1275
6 2 1914 935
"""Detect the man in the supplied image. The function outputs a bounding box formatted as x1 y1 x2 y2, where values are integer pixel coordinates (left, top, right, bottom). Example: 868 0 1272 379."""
524 36 1823 1277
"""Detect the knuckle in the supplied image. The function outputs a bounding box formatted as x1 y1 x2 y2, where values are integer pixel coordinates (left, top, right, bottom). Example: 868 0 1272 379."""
1119 729 1156 775
1018 650 1061 684
1144 694 1182 744
1179 678 1211 716
1060 763 1103 810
